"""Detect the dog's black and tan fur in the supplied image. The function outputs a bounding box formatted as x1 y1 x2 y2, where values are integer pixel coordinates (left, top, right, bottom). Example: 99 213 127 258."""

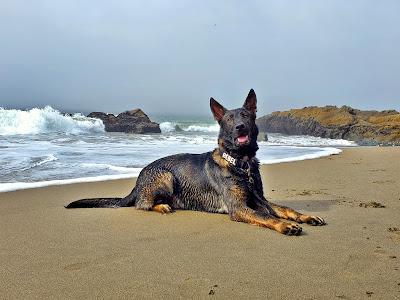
66 90 325 235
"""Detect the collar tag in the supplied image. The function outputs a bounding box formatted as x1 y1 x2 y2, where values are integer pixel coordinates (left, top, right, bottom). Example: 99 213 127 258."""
222 152 236 165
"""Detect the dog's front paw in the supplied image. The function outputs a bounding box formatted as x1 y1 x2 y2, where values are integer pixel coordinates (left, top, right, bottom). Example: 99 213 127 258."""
304 215 326 226
280 223 303 236
152 204 174 214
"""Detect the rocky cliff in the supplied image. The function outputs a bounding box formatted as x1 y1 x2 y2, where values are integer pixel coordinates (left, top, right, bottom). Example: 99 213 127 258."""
256 106 400 145
88 109 161 134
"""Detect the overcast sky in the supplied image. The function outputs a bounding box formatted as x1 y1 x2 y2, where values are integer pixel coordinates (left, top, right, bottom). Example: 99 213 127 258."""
0 0 399 117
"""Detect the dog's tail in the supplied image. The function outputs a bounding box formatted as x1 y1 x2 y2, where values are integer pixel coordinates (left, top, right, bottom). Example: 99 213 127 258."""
65 190 137 209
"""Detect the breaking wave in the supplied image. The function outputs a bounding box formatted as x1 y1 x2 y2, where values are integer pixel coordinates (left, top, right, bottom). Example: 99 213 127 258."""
159 121 219 133
159 122 179 133
0 106 105 135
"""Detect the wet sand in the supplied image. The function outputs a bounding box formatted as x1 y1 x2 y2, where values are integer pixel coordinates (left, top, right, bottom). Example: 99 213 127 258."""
0 147 399 299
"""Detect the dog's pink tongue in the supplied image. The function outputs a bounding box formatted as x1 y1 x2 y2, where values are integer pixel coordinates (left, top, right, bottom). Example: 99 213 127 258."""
237 135 248 143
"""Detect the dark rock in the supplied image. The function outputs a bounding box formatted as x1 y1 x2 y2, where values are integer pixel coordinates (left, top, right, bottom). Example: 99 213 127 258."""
88 109 161 134
256 105 400 145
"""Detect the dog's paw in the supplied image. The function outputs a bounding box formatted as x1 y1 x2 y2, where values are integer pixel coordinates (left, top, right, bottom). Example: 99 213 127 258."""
152 204 174 214
305 215 326 226
280 223 303 236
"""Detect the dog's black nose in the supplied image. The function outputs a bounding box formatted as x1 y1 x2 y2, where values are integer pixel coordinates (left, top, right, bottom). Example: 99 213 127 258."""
235 123 245 130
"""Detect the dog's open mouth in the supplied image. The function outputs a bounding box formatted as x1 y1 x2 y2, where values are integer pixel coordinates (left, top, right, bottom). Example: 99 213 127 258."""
235 134 249 146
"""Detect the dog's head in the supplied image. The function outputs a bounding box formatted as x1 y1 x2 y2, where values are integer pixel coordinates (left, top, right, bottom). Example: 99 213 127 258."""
210 89 259 157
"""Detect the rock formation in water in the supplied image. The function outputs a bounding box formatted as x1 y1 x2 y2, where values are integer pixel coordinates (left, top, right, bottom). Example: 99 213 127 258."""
256 105 400 145
88 109 161 134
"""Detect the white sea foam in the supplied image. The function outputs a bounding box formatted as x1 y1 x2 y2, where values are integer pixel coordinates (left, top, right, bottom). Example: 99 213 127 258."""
184 124 219 132
0 173 141 193
159 121 219 133
159 122 176 133
264 134 356 147
259 147 342 164
81 163 141 173
21 154 58 171
37 154 58 165
0 106 105 135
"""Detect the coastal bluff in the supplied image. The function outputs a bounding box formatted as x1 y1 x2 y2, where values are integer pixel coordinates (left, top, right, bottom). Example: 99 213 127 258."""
88 109 161 134
257 105 400 145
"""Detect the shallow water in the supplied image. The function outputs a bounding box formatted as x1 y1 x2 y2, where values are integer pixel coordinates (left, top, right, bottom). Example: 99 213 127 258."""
0 106 356 191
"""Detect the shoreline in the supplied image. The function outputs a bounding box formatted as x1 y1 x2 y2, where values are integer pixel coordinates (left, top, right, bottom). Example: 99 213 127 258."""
0 146 345 193
1 147 399 298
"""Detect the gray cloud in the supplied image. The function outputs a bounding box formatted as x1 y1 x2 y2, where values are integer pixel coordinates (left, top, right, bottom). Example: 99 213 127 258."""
0 0 399 116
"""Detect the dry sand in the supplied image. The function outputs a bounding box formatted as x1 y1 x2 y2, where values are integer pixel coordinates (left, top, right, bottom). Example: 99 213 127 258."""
1 147 399 299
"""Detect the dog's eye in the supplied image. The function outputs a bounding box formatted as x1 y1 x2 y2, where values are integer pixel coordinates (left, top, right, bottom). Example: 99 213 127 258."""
241 112 248 117
226 114 234 121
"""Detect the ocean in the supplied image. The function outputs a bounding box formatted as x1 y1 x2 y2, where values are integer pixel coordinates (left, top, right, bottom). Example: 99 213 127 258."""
0 106 356 192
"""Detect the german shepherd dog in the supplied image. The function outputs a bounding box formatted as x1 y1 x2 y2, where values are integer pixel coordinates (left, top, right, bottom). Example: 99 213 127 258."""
66 90 326 235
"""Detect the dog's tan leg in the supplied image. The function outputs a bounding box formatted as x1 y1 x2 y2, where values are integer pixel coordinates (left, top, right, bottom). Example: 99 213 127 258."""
135 171 174 211
230 208 303 235
269 202 326 226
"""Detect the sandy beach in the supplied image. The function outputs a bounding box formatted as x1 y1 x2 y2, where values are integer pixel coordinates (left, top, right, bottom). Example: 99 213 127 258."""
1 147 399 299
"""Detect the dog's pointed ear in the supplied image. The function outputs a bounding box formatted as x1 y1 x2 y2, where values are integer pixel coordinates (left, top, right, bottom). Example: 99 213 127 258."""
243 89 257 115
210 98 227 122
